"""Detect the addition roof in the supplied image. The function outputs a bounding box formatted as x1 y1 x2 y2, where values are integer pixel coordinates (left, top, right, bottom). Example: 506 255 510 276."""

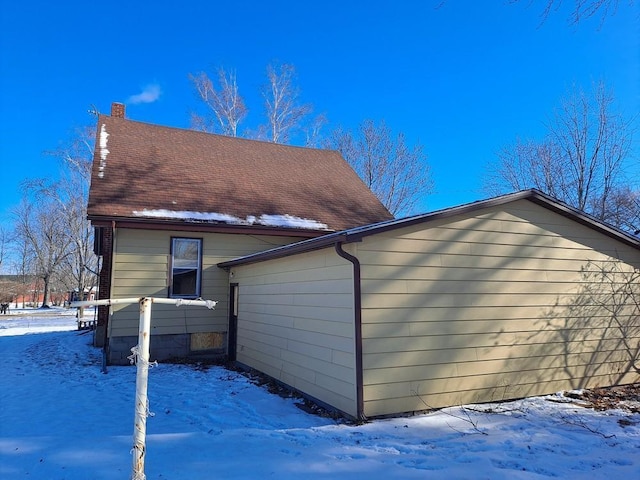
218 189 640 268
87 115 393 232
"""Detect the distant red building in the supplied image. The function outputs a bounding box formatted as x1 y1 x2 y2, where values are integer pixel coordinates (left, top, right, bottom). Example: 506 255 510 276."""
0 275 68 307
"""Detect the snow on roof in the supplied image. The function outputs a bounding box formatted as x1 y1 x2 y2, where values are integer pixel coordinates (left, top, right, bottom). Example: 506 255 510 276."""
257 214 329 230
132 209 330 230
98 124 109 178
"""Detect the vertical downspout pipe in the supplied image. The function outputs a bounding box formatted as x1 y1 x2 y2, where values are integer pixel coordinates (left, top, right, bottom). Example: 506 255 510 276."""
104 220 117 372
335 242 366 422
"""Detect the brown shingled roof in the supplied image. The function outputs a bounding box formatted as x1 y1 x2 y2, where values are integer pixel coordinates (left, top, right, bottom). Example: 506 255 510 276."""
87 115 393 232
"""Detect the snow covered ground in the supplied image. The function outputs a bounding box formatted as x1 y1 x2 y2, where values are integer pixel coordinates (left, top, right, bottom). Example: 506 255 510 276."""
1 313 639 479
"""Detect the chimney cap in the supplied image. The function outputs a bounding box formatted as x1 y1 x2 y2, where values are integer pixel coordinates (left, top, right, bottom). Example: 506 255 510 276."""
111 102 125 118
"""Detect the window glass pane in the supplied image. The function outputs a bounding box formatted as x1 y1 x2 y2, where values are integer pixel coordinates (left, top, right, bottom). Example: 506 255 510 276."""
174 239 199 267
173 269 197 296
171 238 201 297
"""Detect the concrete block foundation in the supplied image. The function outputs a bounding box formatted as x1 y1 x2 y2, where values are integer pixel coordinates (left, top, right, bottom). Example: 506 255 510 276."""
108 333 226 365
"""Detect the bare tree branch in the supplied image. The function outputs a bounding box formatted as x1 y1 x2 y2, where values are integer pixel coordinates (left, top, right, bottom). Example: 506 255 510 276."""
304 113 328 148
189 67 247 136
259 63 312 144
486 81 637 232
510 0 633 25
328 120 433 216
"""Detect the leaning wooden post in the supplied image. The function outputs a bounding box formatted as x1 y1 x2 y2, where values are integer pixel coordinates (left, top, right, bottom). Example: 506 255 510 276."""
131 297 152 480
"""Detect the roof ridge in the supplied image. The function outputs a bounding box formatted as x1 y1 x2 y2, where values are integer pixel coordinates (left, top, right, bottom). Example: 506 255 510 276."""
98 114 340 154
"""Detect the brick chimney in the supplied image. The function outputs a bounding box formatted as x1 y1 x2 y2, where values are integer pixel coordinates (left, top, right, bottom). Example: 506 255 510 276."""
111 102 125 118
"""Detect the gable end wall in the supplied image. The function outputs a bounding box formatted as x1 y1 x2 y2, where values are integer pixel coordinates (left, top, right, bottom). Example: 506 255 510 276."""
358 200 640 417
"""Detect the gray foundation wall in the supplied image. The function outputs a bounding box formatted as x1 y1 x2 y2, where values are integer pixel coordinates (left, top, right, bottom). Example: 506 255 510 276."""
108 333 226 365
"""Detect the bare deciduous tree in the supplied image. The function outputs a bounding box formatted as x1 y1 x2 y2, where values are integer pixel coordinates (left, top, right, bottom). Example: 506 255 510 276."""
190 62 320 145
189 68 247 136
486 81 637 232
40 126 98 307
12 196 71 307
0 226 8 273
327 120 433 216
10 231 35 308
599 186 640 235
259 63 312 144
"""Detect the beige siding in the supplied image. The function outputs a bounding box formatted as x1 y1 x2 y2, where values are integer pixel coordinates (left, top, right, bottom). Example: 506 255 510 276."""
359 200 640 417
230 249 358 417
109 228 299 339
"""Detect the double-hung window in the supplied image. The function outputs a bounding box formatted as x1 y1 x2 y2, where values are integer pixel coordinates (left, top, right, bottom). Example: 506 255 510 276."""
169 237 202 298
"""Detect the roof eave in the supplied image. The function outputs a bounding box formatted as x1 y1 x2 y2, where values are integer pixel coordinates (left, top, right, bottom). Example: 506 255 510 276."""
523 189 640 250
218 232 357 269
87 215 332 238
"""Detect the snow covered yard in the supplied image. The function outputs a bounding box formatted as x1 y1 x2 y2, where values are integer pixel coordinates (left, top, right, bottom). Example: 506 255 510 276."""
1 314 639 479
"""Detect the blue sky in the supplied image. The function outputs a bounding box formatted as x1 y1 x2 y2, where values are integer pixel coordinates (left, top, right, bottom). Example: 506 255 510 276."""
0 0 638 224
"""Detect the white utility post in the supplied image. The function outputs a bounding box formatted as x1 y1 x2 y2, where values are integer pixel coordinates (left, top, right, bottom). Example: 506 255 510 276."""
71 296 218 480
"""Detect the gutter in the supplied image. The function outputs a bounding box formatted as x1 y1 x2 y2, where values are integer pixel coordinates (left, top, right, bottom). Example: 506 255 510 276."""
334 242 366 422
88 215 329 239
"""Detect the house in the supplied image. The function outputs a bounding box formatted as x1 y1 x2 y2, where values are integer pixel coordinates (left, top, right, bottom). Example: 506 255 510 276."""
218 190 640 419
89 104 640 420
88 103 393 364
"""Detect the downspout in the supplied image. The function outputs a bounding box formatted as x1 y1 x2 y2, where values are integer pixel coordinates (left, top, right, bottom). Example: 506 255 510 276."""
334 242 366 422
103 220 117 372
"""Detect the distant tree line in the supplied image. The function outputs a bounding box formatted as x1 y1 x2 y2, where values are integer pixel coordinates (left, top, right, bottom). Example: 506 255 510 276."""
3 126 98 308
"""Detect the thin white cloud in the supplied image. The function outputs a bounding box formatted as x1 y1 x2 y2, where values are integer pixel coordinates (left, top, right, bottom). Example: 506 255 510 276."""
127 83 162 104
